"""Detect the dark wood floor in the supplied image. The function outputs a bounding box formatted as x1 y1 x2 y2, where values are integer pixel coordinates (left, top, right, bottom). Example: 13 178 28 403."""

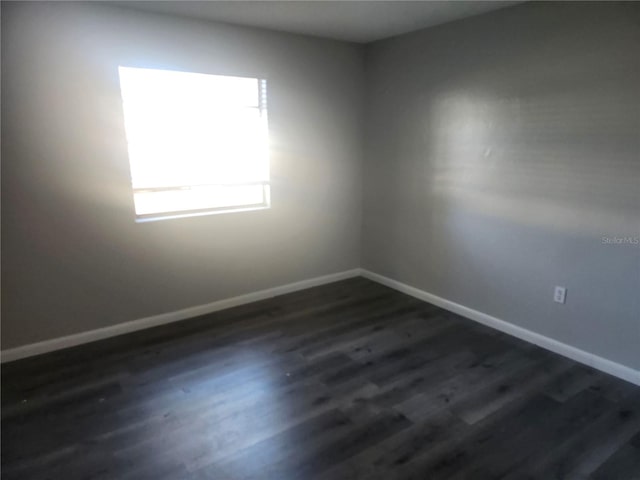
2 277 640 480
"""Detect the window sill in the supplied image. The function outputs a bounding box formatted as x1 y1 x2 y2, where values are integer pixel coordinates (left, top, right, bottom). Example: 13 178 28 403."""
135 205 270 223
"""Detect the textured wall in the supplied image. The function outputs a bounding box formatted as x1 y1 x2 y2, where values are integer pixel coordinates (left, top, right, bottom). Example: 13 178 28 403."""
1 2 364 348
362 2 640 369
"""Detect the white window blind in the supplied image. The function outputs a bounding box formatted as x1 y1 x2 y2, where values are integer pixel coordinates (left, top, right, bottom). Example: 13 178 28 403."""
118 67 270 220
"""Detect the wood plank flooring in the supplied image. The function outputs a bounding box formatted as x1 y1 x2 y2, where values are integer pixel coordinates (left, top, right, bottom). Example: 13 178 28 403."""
2 277 639 479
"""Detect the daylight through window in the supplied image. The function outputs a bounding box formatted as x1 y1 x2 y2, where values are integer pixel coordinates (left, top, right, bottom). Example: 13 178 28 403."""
118 67 270 220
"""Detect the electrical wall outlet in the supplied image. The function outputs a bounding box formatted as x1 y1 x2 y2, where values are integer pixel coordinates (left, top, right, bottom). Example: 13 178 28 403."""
554 286 567 304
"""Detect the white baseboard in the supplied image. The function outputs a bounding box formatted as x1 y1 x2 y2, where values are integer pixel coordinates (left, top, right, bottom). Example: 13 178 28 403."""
361 269 640 386
4 267 639 387
0 269 361 364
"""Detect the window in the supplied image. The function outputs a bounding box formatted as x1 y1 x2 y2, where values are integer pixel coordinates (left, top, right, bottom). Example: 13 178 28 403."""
118 67 270 221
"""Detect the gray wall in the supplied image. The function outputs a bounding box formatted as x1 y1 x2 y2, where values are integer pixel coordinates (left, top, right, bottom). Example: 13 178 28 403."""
3 1 639 373
362 2 640 370
1 2 364 349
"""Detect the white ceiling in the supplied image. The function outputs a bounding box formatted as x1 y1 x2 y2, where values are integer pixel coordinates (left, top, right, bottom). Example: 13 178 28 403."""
114 1 522 44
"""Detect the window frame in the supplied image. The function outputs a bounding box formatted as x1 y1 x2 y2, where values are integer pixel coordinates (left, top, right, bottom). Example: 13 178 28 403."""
118 68 271 222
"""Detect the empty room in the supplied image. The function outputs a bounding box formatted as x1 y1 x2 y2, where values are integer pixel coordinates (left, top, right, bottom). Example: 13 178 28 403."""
1 1 639 478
